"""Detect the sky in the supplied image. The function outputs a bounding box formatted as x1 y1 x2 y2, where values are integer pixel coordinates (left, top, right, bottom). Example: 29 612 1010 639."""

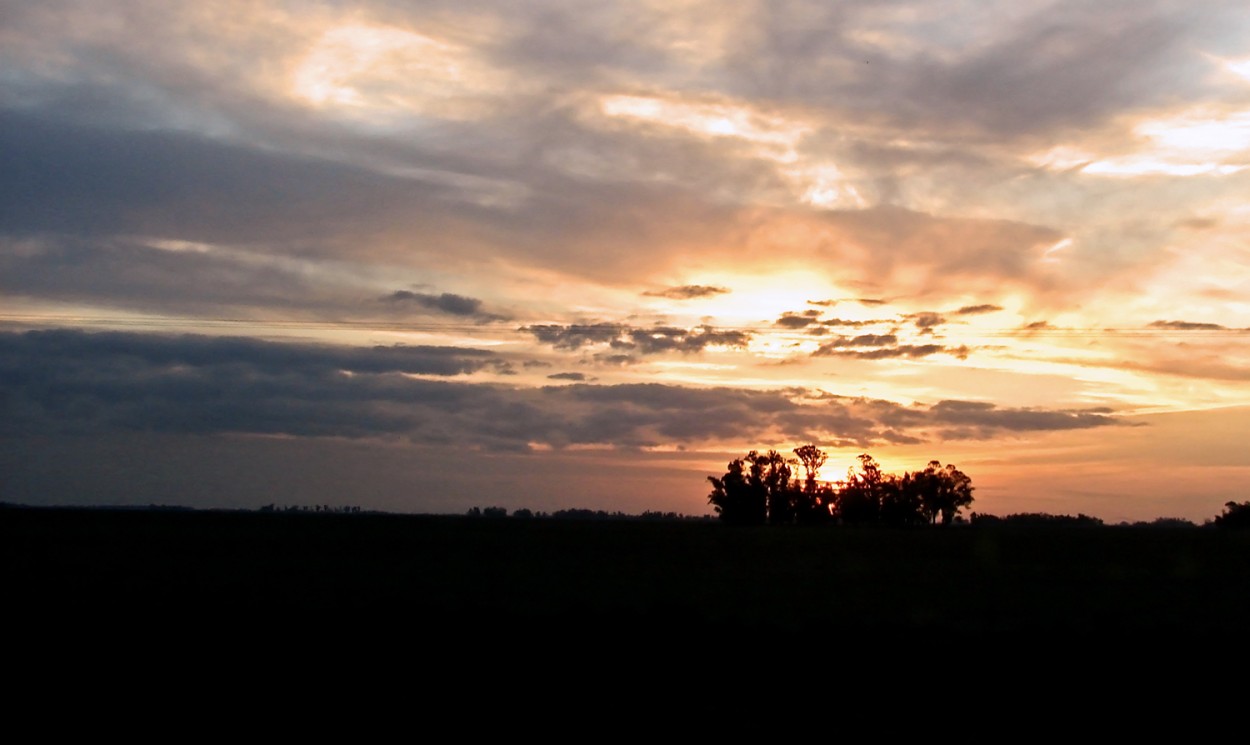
3 0 1249 522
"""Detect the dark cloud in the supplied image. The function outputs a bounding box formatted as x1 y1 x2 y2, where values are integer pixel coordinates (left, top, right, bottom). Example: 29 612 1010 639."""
642 285 730 300
524 323 626 350
594 353 638 366
955 304 1003 316
524 323 751 354
0 330 1119 450
0 329 502 378
547 372 588 381
0 234 349 319
383 290 507 322
1148 320 1227 331
627 326 753 354
0 111 446 246
775 311 822 328
845 334 898 347
1020 321 1053 331
385 291 481 316
929 399 1120 437
908 312 946 333
814 341 961 360
819 318 877 328
807 299 837 307
724 1 1228 140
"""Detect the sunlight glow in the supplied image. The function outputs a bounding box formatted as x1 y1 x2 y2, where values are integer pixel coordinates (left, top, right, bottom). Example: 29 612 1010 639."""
1042 237 1073 263
1081 109 1250 176
1028 145 1096 171
1138 112 1250 155
291 24 505 120
1225 58 1250 82
599 94 808 151
684 271 843 327
793 163 867 209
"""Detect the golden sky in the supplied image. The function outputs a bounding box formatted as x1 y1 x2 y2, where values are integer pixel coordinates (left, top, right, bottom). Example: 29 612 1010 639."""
2 1 1249 521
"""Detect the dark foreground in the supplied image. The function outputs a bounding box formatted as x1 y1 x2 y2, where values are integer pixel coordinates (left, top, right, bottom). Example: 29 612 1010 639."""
7 506 1250 647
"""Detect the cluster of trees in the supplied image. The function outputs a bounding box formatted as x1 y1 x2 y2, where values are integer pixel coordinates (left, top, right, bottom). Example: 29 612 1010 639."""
707 447 974 527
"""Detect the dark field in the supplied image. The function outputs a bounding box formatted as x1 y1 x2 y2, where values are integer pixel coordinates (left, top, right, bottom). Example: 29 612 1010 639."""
7 506 1250 653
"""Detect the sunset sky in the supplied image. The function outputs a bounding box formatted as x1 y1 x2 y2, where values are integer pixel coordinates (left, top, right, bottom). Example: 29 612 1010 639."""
3 1 1249 522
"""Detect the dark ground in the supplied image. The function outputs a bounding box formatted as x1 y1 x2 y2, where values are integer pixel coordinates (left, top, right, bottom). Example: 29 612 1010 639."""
13 505 1240 715
7 505 1250 646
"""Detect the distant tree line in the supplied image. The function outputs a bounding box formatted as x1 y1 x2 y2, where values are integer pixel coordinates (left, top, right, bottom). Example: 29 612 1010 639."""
707 447 974 527
969 512 1104 527
465 506 712 521
258 503 363 514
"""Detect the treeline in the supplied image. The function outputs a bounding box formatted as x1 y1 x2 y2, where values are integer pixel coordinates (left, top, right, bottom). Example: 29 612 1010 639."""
259 503 364 514
465 506 712 521
707 446 1250 529
708 447 973 527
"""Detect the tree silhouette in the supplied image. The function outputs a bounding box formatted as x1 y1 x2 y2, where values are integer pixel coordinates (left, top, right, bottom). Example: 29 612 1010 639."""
880 471 926 527
710 448 973 527
790 444 833 523
793 444 827 493
913 461 975 525
1213 501 1250 529
836 454 888 525
707 450 796 525
707 455 765 525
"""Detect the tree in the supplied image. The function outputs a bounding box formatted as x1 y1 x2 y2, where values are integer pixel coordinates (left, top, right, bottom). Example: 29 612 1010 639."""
707 455 765 525
791 444 833 523
707 450 797 525
836 454 888 525
913 461 974 525
880 471 926 527
793 444 828 493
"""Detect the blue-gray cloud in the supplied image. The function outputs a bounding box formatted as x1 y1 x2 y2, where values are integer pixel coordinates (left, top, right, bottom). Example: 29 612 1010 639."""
0 330 1122 449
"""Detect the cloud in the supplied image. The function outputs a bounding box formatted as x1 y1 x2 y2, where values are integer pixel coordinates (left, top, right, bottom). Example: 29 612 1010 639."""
524 323 751 354
642 284 730 299
813 341 964 361
928 399 1121 437
382 290 507 321
955 304 1003 316
1148 320 1228 331
907 312 946 333
0 234 363 320
818 318 878 328
524 323 626 350
1 328 503 377
547 372 588 381
0 330 1122 449
806 206 1065 297
775 311 822 328
0 111 446 247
